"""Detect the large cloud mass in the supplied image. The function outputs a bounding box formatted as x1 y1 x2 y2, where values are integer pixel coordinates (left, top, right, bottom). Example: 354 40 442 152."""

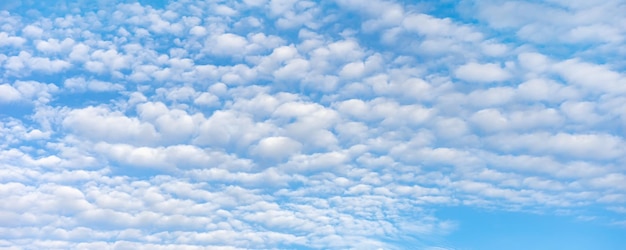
1 0 625 249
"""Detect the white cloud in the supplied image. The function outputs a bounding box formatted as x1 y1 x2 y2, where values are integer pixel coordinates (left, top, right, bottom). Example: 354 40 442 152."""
475 0 626 46
86 48 131 74
194 110 275 149
94 143 216 170
516 78 579 102
273 58 310 80
481 41 509 57
193 92 219 106
518 52 550 73
403 14 476 40
455 62 511 82
64 77 124 92
467 87 515 107
552 59 626 94
470 107 563 132
62 106 160 145
68 43 91 62
0 32 26 47
5 52 71 74
486 132 625 160
206 33 248 56
136 102 201 144
252 136 301 160
1 0 625 248
21 25 44 38
566 24 623 43
339 61 365 79
0 81 59 104
470 108 509 132
268 0 320 29
29 57 72 73
560 101 603 125
35 38 75 54
0 84 21 102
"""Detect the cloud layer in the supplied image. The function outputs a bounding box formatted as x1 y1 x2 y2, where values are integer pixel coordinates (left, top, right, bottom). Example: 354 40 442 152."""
1 0 626 249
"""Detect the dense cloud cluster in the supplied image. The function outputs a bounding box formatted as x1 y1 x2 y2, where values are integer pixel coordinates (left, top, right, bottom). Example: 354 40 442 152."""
1 0 625 249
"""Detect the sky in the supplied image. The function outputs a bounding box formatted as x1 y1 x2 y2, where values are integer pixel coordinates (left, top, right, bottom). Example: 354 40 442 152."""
0 0 626 249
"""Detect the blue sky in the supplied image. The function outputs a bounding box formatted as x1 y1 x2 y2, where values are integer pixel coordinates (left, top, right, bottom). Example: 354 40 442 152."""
1 0 626 249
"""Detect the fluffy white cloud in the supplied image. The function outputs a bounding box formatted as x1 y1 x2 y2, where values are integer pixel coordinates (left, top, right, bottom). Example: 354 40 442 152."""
252 136 302 160
35 38 75 54
0 81 58 104
4 52 71 74
62 106 160 145
0 84 21 102
94 143 218 170
552 59 626 94
208 33 249 56
0 32 26 47
21 25 44 38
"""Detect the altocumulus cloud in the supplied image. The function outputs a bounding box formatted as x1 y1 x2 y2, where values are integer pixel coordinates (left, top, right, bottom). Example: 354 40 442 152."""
1 0 626 249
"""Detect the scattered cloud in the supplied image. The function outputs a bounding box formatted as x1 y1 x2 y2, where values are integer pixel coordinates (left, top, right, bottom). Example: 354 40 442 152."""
0 0 625 249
